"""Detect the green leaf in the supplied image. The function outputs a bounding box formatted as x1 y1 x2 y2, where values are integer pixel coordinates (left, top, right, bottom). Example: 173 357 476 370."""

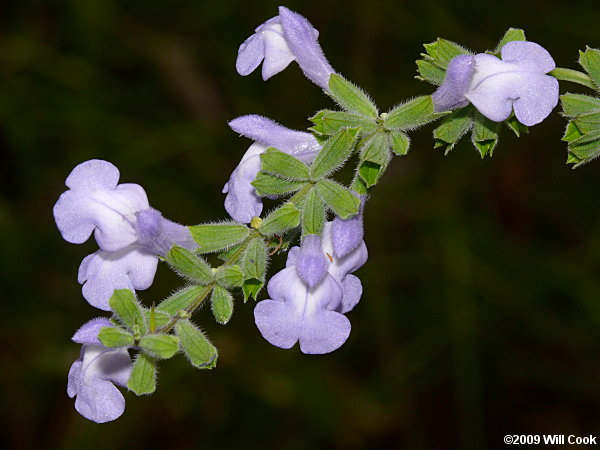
328 73 378 118
189 223 250 254
109 289 147 334
145 308 171 331
350 173 369 195
241 237 267 281
242 278 263 302
310 127 359 180
416 59 446 85
494 28 526 54
562 121 584 142
310 110 377 136
252 172 307 196
217 243 243 262
157 286 205 316
260 147 310 180
433 107 473 153
389 131 411 156
472 112 500 157
211 286 234 325
560 94 600 117
578 47 600 89
316 179 360 219
422 39 470 69
214 265 244 288
175 319 218 369
128 353 156 395
384 96 445 131
358 132 391 187
302 187 325 235
259 202 301 236
167 246 212 284
98 326 134 347
139 334 180 360
505 115 529 137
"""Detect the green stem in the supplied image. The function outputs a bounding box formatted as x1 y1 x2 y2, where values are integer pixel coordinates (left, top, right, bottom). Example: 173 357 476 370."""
549 68 596 90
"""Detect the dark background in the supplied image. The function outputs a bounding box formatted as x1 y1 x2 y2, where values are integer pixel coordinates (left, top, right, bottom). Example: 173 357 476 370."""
1 0 599 448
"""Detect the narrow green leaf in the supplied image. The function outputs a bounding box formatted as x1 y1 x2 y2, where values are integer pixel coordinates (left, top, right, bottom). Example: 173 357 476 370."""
328 73 378 117
472 112 500 157
109 289 147 334
98 326 134 347
175 319 218 369
241 237 267 280
494 28 526 54
310 127 359 180
578 47 600 89
211 286 234 325
384 96 445 130
128 353 156 395
302 188 325 235
252 172 307 196
167 246 212 284
214 265 244 288
416 59 446 85
560 93 600 117
316 179 360 219
358 132 391 187
189 223 250 254
260 147 310 180
389 131 411 156
433 107 473 153
157 286 204 316
139 334 180 360
259 202 301 236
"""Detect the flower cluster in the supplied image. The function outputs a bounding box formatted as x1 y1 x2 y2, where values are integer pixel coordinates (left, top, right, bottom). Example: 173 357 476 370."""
54 4 577 424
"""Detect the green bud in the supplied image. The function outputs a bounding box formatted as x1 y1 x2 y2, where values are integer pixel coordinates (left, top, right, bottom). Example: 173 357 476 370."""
328 73 378 118
358 132 391 188
310 127 359 180
316 179 360 219
109 289 147 334
310 110 378 136
189 222 250 254
98 326 134 347
214 265 244 288
175 319 218 369
260 147 310 180
157 285 205 316
259 202 301 236
211 286 234 325
302 187 325 235
139 334 180 360
128 353 157 395
252 172 307 196
167 246 212 284
384 96 445 131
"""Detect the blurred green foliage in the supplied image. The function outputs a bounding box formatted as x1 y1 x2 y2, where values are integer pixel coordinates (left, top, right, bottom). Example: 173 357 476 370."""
1 0 600 448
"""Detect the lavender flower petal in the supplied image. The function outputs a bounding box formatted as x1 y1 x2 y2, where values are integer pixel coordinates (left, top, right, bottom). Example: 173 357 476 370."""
295 234 328 287
78 246 158 311
135 208 197 256
432 54 475 112
72 317 115 345
229 115 321 163
331 194 366 258
254 267 349 354
501 41 555 73
338 274 363 314
223 143 266 223
278 6 335 90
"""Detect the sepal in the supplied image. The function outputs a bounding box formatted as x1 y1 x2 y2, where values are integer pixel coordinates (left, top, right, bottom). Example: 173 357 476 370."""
316 179 360 219
328 74 378 118
167 246 212 284
211 286 234 324
98 326 135 347
310 127 359 180
389 131 411 156
260 147 310 179
433 107 473 154
578 47 600 90
139 334 180 360
109 289 147 334
157 286 204 316
383 96 446 131
472 112 500 157
259 202 301 236
357 132 391 188
215 265 244 288
302 188 325 235
241 237 268 301
309 110 378 136
252 172 307 196
494 28 526 55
